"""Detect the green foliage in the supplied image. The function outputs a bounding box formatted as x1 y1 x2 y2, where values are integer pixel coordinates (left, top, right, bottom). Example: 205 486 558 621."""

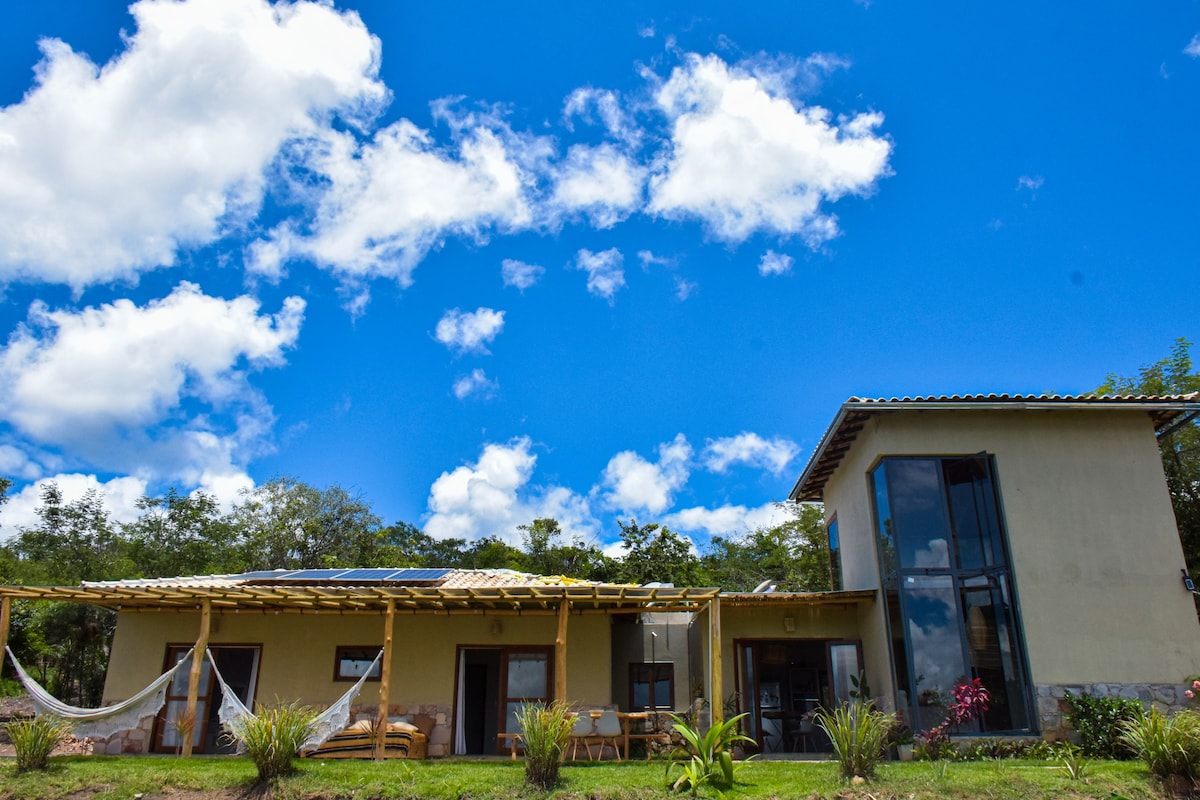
699 502 831 592
5 715 71 772
1120 707 1200 780
519 518 616 579
513 701 575 790
1058 743 1091 781
1064 691 1145 759
617 520 700 586
849 669 871 701
232 701 318 783
665 712 754 796
814 700 896 781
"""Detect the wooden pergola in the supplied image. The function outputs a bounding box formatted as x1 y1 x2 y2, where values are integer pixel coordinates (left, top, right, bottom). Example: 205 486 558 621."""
0 579 723 759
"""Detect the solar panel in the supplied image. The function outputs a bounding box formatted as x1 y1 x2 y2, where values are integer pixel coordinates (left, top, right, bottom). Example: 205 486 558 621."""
337 568 407 580
232 569 299 580
390 568 452 581
281 568 352 580
233 567 453 584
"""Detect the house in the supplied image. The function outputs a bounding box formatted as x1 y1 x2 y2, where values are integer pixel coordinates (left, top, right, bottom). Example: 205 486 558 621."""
0 392 1197 755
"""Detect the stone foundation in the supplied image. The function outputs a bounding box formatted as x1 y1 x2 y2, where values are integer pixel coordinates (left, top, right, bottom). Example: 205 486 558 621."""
1036 682 1191 741
91 714 155 755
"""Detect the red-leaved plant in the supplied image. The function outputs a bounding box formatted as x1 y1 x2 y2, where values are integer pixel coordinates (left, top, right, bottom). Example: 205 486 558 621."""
917 678 990 759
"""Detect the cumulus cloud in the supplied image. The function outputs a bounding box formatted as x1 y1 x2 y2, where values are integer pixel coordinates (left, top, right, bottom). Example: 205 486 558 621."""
1186 35 1200 57
423 437 597 543
647 52 892 245
0 0 385 289
574 248 626 301
600 433 692 514
453 368 499 400
256 114 539 290
758 250 794 276
562 87 641 146
702 432 800 474
434 307 506 354
666 501 792 538
550 143 645 227
0 474 149 535
0 283 303 485
501 258 544 290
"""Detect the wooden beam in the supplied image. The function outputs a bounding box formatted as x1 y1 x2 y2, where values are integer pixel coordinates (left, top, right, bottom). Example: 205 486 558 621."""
554 600 569 703
709 596 723 726
181 599 212 758
374 598 395 761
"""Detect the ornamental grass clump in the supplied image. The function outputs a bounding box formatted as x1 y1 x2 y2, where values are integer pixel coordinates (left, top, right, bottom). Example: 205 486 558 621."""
1120 707 1200 781
515 701 575 790
5 715 71 772
233 702 318 783
814 700 896 781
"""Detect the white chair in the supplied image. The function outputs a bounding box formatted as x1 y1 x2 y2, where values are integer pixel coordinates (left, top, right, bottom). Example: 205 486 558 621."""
593 710 623 760
568 713 595 760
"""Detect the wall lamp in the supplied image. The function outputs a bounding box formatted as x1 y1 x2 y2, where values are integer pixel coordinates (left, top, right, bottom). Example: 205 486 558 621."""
1183 569 1197 594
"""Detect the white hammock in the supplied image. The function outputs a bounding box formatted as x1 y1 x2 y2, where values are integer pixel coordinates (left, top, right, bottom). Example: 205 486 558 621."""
4 645 193 740
207 647 384 752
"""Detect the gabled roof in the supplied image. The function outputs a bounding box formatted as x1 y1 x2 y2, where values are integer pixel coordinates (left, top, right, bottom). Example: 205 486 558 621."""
790 393 1200 502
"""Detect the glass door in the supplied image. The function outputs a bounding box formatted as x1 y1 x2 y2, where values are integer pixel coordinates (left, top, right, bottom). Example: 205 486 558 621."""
154 646 213 753
500 648 553 744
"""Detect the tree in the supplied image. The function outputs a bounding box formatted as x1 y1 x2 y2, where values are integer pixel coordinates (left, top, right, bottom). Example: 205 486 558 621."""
11 483 131 584
1098 338 1200 582
614 519 700 586
700 502 831 592
233 477 384 569
122 489 244 578
517 518 616 579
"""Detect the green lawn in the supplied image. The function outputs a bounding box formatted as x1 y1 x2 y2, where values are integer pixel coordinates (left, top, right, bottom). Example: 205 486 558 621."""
0 756 1179 800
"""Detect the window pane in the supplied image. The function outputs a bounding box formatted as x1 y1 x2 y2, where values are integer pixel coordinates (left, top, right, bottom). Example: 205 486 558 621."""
507 653 548 698
654 677 672 708
872 465 897 578
168 651 209 696
632 681 650 708
962 575 1029 730
889 460 951 569
944 457 1001 570
828 517 843 591
829 644 859 704
903 574 967 731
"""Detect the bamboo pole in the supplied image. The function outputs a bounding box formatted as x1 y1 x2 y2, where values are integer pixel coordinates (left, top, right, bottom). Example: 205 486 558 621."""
709 596 723 726
375 598 395 761
181 599 212 758
554 600 570 702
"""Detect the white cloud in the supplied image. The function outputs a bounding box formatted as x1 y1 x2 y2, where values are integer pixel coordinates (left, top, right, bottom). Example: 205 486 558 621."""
453 368 499 400
0 0 385 289
256 113 540 290
702 432 800 475
666 501 791 538
0 283 303 484
638 250 672 268
550 143 644 228
435 307 506 354
0 474 148 535
575 248 627 301
1185 35 1200 57
647 52 892 245
758 250 794 276
501 258 544 290
423 437 597 543
1017 175 1044 192
562 87 641 146
600 433 692 514
674 277 698 300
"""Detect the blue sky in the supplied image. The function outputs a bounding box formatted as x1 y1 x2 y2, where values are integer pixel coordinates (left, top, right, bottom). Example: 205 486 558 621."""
0 0 1197 553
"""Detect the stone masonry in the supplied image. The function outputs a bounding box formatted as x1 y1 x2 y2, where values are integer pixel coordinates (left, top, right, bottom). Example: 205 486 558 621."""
1037 682 1192 741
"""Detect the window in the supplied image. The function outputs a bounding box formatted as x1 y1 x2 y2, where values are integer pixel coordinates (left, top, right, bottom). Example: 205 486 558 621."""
334 646 382 681
870 455 1033 733
630 663 674 711
827 514 843 591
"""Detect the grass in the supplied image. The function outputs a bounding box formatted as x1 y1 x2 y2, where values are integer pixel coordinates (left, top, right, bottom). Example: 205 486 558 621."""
0 755 1182 800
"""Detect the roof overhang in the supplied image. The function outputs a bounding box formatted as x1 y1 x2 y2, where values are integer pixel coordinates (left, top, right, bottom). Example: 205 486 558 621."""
719 588 876 608
790 393 1200 503
0 582 721 615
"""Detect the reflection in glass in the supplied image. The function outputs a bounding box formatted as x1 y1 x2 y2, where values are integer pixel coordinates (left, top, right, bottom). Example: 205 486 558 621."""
507 653 548 698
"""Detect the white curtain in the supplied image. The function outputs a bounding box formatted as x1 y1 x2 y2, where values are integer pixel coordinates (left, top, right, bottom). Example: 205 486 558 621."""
453 648 467 755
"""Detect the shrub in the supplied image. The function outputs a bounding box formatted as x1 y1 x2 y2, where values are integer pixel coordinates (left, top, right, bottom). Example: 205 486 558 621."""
233 702 318 783
1064 690 1144 759
665 712 754 796
814 700 896 781
916 678 990 761
1120 707 1200 780
5 715 71 772
515 701 575 790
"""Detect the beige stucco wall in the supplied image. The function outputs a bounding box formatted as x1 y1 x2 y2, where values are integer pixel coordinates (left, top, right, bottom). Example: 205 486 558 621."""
821 408 1200 688
104 610 612 708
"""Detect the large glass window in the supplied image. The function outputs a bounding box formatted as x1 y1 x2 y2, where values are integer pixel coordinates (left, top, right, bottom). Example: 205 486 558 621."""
630 663 674 710
871 455 1032 733
827 515 843 591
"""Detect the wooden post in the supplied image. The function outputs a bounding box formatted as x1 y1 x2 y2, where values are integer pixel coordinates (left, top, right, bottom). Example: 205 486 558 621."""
0 596 11 673
709 596 723 726
181 598 212 758
554 599 570 703
375 598 395 761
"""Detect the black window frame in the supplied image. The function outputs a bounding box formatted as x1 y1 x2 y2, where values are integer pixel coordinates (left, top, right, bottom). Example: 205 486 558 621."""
629 662 675 711
334 645 383 682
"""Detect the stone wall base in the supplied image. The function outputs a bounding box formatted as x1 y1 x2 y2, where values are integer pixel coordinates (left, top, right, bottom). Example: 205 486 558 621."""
1036 682 1190 741
90 714 155 755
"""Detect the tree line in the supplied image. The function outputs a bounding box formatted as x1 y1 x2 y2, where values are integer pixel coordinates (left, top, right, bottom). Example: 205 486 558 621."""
0 476 830 705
